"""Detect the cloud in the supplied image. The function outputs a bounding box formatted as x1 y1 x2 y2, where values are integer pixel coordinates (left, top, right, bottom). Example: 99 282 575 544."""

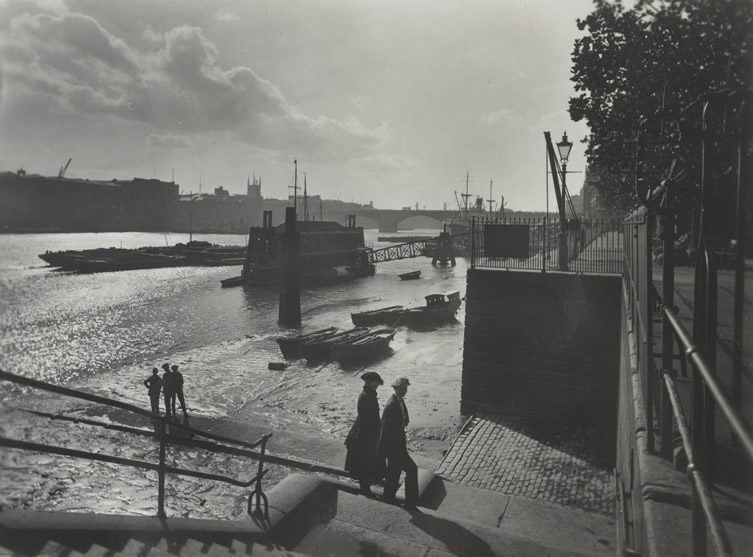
147 133 191 150
0 10 384 161
479 108 516 126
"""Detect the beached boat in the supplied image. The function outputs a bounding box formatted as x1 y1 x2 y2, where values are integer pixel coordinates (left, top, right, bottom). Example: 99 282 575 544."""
299 327 371 362
399 270 421 280
220 276 244 288
277 327 339 359
333 328 396 365
350 291 462 327
351 305 405 327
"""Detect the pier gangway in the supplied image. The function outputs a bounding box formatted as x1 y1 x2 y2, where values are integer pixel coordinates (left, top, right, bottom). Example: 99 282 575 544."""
367 233 468 264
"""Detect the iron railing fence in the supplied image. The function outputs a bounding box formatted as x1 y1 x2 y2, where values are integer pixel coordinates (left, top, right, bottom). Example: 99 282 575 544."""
470 216 623 274
623 198 753 555
0 369 273 519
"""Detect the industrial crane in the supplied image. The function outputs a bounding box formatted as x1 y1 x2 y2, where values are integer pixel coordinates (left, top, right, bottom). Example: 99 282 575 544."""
58 158 72 179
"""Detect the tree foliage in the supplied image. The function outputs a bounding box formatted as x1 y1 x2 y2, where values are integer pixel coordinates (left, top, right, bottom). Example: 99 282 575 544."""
569 0 753 215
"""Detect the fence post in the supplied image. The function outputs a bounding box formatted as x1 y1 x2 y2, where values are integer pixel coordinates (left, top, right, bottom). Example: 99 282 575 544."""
660 193 676 460
559 222 568 272
470 218 476 269
644 213 655 454
157 418 167 518
732 98 750 411
249 435 270 517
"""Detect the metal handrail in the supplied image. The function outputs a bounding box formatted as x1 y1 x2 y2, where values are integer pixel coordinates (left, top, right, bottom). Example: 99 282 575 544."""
663 309 753 462
624 220 753 557
0 368 272 518
660 370 734 557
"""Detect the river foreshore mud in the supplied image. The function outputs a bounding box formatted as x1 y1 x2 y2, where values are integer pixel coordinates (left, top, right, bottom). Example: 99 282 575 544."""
0 231 466 520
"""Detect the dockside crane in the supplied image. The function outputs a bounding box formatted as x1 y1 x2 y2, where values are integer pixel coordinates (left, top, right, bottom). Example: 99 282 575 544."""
58 158 72 179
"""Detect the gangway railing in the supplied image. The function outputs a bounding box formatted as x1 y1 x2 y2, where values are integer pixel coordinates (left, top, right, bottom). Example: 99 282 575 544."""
0 369 273 519
367 233 468 264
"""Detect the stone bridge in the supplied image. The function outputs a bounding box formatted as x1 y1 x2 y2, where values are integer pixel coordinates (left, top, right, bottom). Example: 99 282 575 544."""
323 208 459 232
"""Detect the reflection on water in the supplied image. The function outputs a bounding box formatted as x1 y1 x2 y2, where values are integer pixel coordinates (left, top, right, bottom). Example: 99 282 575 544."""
0 229 466 519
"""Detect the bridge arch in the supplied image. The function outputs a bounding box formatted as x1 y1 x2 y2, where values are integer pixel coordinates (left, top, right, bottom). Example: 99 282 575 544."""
348 209 457 232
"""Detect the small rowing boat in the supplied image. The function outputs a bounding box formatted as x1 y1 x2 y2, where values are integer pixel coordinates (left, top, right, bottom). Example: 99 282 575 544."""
333 328 396 365
351 305 404 327
399 270 421 280
277 327 339 359
299 327 371 362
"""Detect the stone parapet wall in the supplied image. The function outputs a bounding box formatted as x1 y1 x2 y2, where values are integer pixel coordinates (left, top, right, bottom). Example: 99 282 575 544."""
461 268 621 429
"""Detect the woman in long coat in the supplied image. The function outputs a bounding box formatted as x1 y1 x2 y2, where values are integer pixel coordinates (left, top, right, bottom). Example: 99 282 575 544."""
345 371 383 496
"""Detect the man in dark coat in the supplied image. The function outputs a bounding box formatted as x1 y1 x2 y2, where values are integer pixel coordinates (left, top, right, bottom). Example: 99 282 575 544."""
161 363 175 419
171 364 188 418
377 376 418 509
144 367 162 415
345 371 383 496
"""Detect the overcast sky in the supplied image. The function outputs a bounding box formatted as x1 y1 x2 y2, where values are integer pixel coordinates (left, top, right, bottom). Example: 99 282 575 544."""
0 0 594 211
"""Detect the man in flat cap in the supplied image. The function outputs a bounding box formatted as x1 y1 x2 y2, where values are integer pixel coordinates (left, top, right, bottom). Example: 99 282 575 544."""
377 376 418 509
345 371 384 497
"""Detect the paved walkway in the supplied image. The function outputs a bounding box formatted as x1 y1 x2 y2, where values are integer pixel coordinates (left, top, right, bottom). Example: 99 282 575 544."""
435 414 615 516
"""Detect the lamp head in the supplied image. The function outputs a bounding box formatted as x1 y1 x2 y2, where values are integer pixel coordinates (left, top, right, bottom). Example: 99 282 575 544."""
557 132 573 163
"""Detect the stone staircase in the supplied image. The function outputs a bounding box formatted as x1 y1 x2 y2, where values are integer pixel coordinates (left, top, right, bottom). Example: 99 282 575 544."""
1 472 615 556
1 530 306 556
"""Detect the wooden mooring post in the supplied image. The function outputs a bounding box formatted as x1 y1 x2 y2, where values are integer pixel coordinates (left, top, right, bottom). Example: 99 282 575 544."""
278 207 301 327
432 227 456 266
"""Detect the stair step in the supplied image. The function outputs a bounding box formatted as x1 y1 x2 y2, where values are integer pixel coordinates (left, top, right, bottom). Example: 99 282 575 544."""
119 537 175 557
180 538 210 556
38 540 86 557
152 538 183 555
82 544 116 557
205 542 235 556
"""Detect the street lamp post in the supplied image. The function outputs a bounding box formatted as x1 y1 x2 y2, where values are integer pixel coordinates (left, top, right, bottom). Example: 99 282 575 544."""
556 132 573 271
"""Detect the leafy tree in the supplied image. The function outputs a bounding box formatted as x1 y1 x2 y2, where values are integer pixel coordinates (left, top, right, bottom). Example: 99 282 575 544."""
569 0 753 220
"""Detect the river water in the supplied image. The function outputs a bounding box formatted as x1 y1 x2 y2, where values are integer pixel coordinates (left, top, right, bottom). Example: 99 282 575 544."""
0 229 467 519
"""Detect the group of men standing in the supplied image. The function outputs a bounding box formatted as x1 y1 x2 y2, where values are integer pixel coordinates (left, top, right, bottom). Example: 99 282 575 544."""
144 363 188 420
345 372 418 510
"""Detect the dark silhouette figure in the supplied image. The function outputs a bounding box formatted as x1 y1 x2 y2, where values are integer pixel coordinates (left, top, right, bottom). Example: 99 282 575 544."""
377 376 418 509
144 367 162 415
171 364 187 418
345 371 384 496
161 363 175 419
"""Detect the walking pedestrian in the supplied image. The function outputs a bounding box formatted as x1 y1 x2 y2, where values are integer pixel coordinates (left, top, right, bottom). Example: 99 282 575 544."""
143 367 162 415
171 364 188 418
377 376 418 510
161 363 175 419
344 371 384 497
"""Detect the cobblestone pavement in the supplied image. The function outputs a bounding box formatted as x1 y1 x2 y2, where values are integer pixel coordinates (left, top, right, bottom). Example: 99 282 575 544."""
435 413 615 515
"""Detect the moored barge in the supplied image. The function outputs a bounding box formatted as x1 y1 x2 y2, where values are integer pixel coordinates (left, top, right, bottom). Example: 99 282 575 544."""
39 241 246 272
231 218 375 287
